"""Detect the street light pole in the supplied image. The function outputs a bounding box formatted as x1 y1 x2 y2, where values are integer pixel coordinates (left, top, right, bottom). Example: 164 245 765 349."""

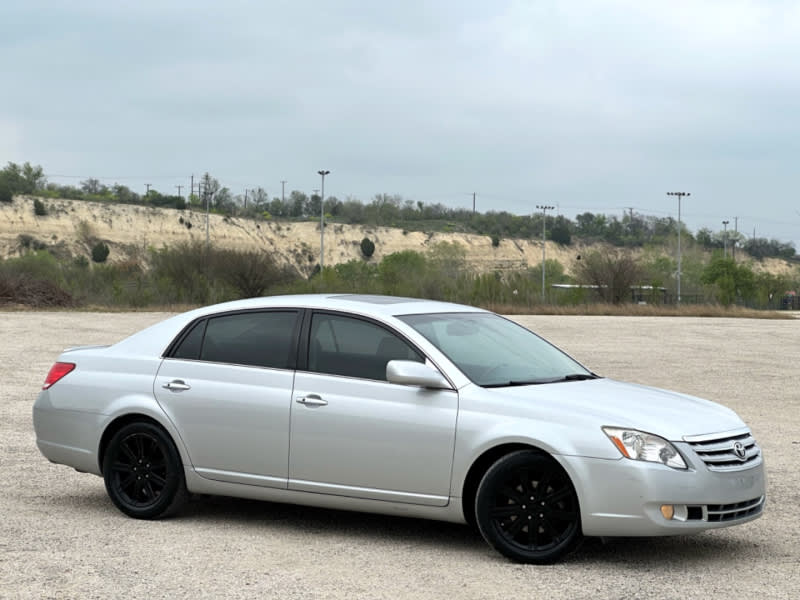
722 220 729 258
536 204 555 303
667 192 690 304
317 170 330 269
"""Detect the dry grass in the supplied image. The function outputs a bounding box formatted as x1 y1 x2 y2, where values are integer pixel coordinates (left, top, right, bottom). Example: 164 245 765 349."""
0 302 198 313
491 302 796 319
1 293 795 320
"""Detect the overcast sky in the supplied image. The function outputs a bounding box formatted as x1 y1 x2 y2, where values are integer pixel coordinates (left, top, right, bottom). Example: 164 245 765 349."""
2 0 799 245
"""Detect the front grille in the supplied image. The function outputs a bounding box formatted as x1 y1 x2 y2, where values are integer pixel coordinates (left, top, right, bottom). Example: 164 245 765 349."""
685 432 761 472
706 496 765 522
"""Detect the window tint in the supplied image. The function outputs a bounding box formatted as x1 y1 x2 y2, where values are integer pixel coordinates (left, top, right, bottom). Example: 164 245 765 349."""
308 313 423 380
171 320 206 360
198 311 298 369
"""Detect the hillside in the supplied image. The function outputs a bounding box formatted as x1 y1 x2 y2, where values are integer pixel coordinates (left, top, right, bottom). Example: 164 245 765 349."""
0 195 793 278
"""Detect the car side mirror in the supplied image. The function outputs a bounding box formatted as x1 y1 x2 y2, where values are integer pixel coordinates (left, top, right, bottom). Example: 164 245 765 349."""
386 360 451 389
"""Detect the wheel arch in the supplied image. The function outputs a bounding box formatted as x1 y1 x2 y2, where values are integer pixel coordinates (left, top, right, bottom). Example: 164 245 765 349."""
98 413 185 473
461 443 552 527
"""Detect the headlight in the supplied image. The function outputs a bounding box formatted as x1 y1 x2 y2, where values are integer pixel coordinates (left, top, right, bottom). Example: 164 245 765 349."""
602 427 687 470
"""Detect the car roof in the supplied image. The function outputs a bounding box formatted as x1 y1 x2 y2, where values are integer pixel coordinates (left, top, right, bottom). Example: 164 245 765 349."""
108 294 489 358
191 294 486 319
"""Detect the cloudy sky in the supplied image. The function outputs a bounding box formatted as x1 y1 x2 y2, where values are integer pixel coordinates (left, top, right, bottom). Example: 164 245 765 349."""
2 0 799 245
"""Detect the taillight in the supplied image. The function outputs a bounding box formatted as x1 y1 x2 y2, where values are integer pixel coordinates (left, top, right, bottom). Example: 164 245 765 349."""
42 362 75 390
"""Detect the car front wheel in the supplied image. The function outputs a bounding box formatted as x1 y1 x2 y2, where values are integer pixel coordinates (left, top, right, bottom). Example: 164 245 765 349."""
102 421 187 519
475 450 581 563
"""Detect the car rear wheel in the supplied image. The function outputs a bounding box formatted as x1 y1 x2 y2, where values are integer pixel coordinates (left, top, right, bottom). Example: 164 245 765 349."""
475 450 581 563
102 421 187 519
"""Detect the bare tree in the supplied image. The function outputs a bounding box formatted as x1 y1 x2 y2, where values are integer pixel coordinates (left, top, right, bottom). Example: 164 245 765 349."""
80 178 104 195
200 172 220 209
574 249 643 304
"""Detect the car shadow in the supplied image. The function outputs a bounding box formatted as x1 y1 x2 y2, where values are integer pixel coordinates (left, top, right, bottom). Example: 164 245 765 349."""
180 494 484 554
46 488 758 565
178 494 754 565
570 533 757 566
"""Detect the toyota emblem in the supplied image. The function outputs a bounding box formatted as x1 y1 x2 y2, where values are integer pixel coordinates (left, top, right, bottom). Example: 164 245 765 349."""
733 441 747 461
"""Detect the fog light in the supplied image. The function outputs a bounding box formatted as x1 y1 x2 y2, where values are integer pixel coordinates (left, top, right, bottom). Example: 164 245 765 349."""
660 504 675 520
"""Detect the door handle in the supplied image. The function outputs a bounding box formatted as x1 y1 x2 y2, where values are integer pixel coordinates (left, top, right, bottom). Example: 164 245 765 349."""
162 380 191 392
295 394 328 407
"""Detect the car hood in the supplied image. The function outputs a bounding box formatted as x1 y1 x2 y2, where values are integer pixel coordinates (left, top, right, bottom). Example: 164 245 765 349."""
489 377 745 441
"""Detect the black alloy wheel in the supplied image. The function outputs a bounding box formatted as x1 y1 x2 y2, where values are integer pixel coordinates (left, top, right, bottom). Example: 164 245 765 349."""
475 450 581 564
102 421 187 519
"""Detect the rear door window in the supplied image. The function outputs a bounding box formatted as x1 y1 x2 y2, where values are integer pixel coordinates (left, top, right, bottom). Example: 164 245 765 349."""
170 311 299 369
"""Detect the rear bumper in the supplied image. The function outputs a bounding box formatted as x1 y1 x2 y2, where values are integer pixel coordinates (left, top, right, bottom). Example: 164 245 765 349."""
559 452 766 537
33 393 103 476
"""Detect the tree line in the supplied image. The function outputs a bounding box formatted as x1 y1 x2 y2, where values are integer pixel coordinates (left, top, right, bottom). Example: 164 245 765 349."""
1 161 796 260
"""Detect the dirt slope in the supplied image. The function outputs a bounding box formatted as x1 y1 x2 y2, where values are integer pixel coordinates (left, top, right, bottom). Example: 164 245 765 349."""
0 195 793 277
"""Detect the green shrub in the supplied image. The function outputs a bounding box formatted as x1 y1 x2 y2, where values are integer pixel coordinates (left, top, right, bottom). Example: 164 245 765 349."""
33 198 47 216
0 181 11 203
549 222 572 245
210 248 297 298
360 237 375 258
91 242 110 263
491 235 500 247
148 242 298 304
18 234 47 251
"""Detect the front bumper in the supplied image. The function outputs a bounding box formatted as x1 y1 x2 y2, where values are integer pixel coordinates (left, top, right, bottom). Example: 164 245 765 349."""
559 446 766 537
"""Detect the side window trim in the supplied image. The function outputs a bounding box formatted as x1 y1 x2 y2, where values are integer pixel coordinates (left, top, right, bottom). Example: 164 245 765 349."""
296 308 312 371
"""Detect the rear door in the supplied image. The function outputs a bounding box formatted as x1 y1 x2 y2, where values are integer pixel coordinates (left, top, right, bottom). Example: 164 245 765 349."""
154 310 300 488
288 311 458 506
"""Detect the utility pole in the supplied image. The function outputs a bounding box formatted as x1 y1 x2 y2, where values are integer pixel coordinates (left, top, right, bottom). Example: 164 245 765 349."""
190 174 194 204
536 205 555 304
667 192 690 304
733 216 738 261
175 184 182 198
317 170 330 269
472 192 476 213
145 183 151 196
722 220 729 258
281 180 287 204
199 180 209 250
244 189 248 209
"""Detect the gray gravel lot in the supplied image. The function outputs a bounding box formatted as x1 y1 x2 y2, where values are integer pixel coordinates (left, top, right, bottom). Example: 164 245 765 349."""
1 312 798 599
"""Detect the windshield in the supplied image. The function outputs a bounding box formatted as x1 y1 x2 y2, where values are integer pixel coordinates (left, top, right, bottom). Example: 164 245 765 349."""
398 312 593 387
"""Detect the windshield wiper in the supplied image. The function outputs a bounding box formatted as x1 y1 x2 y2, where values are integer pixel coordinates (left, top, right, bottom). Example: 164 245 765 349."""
483 379 551 388
482 373 601 388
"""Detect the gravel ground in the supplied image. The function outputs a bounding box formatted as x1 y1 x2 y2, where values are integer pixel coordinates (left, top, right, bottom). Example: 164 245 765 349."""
1 312 798 599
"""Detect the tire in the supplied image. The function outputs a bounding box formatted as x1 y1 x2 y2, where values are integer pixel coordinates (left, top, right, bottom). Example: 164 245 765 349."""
102 421 187 519
475 450 582 564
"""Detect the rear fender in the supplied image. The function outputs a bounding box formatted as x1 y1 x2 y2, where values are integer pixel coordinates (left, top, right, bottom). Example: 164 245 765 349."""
99 394 194 471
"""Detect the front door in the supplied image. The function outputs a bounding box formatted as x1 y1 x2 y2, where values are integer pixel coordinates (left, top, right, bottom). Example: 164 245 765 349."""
288 312 458 506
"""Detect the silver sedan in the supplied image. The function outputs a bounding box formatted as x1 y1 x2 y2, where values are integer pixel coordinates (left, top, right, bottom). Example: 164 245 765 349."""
33 294 765 563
